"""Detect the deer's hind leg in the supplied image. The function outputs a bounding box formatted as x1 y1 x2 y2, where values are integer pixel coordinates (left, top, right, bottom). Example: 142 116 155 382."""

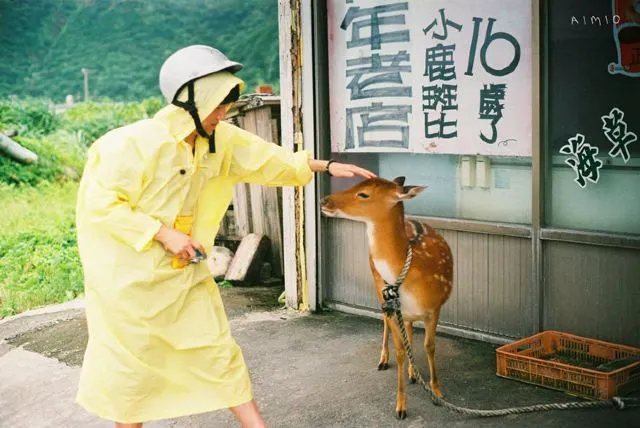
424 307 443 398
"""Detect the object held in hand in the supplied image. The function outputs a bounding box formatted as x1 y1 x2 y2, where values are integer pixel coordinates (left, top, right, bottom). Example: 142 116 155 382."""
190 248 207 264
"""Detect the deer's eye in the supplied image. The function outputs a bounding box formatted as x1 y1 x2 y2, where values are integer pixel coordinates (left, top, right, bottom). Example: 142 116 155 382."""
357 192 370 199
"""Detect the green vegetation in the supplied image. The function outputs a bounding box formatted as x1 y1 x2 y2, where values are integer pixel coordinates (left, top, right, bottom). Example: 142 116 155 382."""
218 280 234 289
0 98 162 317
0 0 280 102
58 97 164 144
0 0 281 317
0 182 82 317
0 97 162 186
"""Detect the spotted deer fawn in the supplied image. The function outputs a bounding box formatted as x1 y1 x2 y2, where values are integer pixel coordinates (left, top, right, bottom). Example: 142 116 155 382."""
321 176 453 419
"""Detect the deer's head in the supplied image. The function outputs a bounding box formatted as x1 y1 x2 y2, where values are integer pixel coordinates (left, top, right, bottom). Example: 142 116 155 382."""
320 176 426 223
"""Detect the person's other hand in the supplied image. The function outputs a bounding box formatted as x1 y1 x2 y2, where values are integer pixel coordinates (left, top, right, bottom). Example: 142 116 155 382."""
328 162 376 179
154 225 206 261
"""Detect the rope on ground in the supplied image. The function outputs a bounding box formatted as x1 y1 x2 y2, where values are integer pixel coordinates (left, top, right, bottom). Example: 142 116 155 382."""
391 308 640 417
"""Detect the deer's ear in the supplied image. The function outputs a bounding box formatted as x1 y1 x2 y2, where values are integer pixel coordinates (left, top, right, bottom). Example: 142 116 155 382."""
397 185 427 200
392 176 406 186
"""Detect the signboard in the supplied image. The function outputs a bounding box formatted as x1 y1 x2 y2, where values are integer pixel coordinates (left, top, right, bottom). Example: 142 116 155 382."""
327 0 533 156
608 0 640 77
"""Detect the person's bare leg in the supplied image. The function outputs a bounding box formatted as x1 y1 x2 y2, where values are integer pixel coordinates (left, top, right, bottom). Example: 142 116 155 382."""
230 400 266 428
115 423 142 428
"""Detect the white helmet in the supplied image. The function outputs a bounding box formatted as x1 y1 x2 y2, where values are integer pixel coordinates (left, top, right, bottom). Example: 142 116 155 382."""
158 45 242 152
159 44 243 103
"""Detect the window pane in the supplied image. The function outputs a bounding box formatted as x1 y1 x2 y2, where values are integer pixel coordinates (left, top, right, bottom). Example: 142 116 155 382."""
328 152 531 224
546 0 640 235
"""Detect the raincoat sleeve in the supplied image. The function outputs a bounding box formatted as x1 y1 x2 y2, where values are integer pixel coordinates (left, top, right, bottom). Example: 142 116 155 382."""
80 136 163 252
224 123 313 187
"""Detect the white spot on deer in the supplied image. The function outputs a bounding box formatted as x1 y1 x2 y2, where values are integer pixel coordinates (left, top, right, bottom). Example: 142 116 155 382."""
399 288 424 319
373 258 397 285
365 222 375 247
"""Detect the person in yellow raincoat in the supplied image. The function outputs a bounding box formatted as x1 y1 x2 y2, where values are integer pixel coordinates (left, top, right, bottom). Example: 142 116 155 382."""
74 45 375 428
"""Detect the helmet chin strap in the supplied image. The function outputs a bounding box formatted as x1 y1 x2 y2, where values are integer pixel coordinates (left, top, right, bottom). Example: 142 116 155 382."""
171 81 217 153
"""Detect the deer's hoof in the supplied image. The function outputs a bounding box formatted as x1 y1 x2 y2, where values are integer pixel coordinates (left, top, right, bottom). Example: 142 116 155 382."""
408 366 417 383
395 410 407 420
377 362 390 371
431 384 443 399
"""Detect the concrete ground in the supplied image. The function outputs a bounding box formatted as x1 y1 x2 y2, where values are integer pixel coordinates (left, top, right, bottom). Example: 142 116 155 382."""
1 287 639 428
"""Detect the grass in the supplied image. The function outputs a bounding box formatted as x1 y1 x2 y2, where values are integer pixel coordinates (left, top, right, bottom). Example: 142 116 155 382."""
0 96 207 318
0 97 160 318
0 181 83 318
218 280 234 289
0 131 86 186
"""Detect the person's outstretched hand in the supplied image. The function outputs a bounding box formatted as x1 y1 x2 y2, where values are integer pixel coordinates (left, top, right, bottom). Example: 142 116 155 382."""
327 162 377 179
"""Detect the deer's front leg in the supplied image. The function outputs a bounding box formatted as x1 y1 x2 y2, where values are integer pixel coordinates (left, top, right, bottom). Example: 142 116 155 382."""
378 317 390 370
387 315 408 419
370 256 390 371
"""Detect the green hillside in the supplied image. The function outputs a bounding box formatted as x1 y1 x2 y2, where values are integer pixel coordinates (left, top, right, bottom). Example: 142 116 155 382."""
0 0 280 102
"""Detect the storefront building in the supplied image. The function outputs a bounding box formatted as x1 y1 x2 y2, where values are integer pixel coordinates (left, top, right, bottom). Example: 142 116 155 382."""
277 0 640 346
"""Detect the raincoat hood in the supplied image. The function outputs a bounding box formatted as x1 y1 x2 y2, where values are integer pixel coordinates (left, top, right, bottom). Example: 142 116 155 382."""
154 71 246 143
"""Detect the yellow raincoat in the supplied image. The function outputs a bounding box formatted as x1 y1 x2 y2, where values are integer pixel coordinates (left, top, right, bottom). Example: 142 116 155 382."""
75 71 312 423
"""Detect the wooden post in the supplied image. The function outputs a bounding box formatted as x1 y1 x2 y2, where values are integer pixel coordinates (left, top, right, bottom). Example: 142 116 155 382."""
239 106 284 278
81 68 89 102
232 183 252 237
256 107 284 278
231 115 252 237
279 0 306 310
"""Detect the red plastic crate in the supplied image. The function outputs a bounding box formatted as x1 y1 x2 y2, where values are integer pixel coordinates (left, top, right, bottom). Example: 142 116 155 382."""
496 331 640 400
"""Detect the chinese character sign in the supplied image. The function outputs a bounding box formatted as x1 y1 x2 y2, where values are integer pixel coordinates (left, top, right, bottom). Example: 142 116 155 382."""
558 106 637 189
602 107 637 163
327 0 533 156
329 1 414 152
560 134 603 189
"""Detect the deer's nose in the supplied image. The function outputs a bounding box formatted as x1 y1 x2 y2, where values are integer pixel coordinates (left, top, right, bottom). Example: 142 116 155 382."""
320 196 331 207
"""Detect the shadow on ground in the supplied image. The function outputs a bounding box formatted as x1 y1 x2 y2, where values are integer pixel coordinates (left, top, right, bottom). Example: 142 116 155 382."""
7 286 284 367
2 286 639 428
